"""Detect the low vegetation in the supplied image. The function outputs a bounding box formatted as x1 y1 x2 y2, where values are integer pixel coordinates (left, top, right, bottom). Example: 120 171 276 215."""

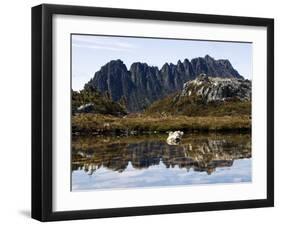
72 113 251 135
145 92 251 116
72 76 251 135
72 87 126 116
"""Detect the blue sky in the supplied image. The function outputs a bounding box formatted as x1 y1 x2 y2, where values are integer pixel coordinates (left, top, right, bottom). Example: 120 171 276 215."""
72 34 252 91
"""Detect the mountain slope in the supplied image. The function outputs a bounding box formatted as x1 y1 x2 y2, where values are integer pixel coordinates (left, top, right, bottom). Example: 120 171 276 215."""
72 86 127 116
146 74 251 116
85 55 244 112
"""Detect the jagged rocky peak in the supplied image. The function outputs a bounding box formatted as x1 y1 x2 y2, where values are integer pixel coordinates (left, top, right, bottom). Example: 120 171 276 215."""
130 62 148 71
160 62 170 71
183 58 191 65
176 60 185 71
108 59 126 66
85 56 245 112
97 59 127 73
130 62 159 77
87 59 129 85
181 74 251 103
85 59 133 103
191 55 243 79
204 54 214 60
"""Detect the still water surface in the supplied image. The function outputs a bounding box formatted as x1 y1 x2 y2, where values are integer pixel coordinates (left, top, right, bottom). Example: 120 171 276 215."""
72 133 251 191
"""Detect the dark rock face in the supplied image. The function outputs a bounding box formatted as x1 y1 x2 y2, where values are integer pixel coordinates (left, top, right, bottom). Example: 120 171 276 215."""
129 62 163 110
85 60 134 102
191 55 242 78
85 55 245 112
181 74 251 103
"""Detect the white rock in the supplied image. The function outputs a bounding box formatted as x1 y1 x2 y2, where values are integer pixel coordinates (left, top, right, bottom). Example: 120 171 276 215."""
167 131 184 145
77 103 95 113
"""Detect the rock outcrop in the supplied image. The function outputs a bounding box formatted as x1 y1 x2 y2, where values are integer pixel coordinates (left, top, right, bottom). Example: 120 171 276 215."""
180 74 251 103
145 74 252 116
77 103 95 113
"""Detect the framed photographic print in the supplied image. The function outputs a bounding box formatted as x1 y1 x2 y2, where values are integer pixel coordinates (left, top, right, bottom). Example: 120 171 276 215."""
32 4 274 221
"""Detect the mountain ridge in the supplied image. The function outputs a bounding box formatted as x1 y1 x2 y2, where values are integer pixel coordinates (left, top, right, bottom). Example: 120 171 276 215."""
85 55 244 112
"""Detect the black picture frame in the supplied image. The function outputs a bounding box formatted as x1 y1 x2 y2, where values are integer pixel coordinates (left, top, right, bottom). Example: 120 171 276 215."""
32 3 274 222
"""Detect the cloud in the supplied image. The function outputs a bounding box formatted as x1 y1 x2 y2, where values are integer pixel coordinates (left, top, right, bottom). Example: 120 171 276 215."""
72 35 138 52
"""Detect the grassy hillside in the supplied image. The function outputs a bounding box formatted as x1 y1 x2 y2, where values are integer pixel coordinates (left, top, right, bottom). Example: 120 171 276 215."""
145 92 251 117
72 87 127 116
72 78 251 135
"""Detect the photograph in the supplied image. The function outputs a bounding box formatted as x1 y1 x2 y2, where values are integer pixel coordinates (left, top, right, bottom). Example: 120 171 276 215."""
30 3 274 222
71 34 252 191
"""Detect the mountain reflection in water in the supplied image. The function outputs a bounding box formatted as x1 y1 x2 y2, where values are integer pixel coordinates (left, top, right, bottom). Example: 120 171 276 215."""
72 133 251 190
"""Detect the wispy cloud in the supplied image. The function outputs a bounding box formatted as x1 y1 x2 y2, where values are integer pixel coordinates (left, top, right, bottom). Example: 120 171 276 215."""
72 35 138 52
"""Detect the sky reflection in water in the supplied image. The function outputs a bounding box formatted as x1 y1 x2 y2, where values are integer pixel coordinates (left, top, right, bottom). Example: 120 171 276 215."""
72 133 251 191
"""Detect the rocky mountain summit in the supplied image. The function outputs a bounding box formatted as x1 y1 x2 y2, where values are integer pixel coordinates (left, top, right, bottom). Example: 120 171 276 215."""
180 74 251 103
85 55 244 112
